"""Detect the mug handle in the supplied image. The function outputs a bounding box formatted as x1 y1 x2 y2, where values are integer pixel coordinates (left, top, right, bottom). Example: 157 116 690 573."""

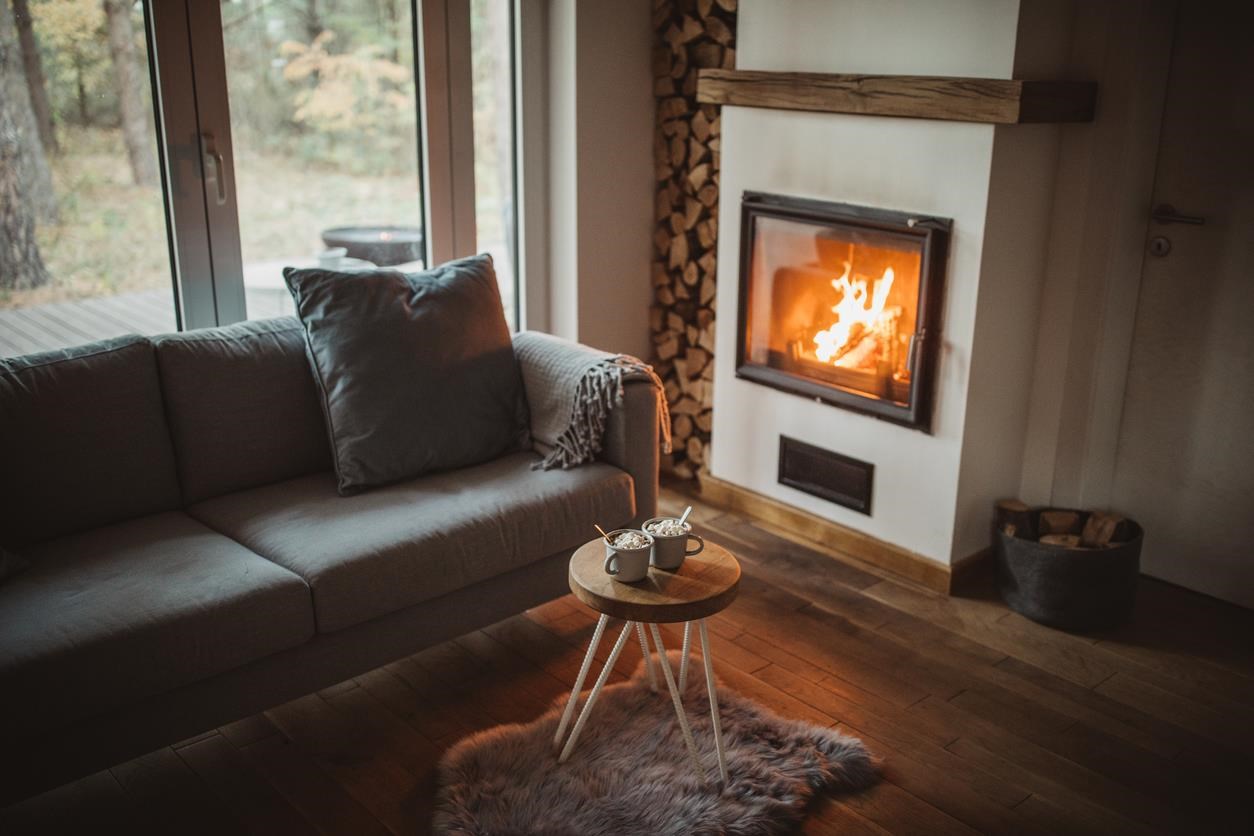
604 553 620 575
685 533 705 556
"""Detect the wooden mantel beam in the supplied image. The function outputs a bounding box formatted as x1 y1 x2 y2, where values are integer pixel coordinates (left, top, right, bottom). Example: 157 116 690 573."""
696 69 1097 124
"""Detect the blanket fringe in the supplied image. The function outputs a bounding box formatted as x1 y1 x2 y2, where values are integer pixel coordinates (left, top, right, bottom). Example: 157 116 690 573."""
534 356 672 471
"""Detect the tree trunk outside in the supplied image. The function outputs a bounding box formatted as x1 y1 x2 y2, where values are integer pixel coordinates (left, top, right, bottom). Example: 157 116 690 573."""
0 4 50 290
75 57 89 125
12 0 58 155
303 0 322 42
0 0 56 218
0 143 50 291
102 0 157 187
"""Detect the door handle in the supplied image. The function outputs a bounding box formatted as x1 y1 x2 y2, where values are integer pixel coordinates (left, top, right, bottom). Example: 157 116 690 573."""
201 133 227 206
1151 203 1205 225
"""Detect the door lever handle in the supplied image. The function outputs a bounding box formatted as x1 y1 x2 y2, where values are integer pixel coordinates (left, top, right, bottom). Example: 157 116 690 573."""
201 133 227 206
1151 203 1205 225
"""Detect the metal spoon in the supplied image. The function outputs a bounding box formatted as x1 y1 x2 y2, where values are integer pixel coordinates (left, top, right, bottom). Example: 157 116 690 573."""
678 505 693 526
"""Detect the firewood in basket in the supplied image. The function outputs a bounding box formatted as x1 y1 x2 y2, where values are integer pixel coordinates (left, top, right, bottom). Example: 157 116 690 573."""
1081 512 1124 547
1040 534 1082 548
1039 510 1081 536
995 499 1034 539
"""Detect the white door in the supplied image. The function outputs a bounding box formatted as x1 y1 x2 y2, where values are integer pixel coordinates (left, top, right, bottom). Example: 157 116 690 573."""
1110 0 1254 607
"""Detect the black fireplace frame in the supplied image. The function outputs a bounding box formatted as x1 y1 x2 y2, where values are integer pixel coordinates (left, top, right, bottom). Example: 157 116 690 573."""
735 191 951 433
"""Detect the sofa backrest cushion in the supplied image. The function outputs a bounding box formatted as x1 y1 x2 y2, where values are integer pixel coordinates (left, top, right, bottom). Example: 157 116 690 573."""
154 317 331 504
0 335 182 547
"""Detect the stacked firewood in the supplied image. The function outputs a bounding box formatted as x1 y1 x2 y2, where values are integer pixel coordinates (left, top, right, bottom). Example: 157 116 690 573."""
649 0 736 480
995 500 1131 549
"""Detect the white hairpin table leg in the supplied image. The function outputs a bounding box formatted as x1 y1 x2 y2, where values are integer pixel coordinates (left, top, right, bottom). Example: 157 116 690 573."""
678 621 693 692
636 623 658 693
649 623 704 781
698 619 729 785
558 620 634 763
553 613 608 752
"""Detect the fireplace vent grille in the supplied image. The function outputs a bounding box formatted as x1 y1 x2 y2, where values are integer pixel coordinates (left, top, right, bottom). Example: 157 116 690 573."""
778 436 874 515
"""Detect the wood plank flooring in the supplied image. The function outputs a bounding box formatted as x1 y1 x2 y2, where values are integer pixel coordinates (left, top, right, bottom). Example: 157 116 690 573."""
3 487 1250 834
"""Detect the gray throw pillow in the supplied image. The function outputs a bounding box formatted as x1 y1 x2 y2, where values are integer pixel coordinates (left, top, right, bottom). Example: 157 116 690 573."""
285 254 529 495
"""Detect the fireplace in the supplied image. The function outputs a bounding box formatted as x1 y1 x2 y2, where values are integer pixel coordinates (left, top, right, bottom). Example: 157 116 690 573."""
735 192 951 432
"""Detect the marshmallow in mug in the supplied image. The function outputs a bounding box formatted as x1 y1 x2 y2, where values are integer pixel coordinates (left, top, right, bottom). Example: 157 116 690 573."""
611 530 650 550
645 518 688 537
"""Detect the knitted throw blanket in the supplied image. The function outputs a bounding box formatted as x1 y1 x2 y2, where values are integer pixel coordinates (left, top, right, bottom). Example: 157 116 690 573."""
513 331 672 470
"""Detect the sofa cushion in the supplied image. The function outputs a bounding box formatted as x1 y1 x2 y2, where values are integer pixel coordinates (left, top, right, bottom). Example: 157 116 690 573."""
0 335 181 547
154 317 331 504
284 254 530 495
0 512 314 738
190 451 634 633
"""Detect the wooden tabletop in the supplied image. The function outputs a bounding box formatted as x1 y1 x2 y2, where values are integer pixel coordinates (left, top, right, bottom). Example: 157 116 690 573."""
568 538 740 623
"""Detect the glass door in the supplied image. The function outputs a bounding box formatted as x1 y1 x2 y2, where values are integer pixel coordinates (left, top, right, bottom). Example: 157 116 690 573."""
1 0 521 358
218 0 428 321
0 0 179 357
200 0 520 328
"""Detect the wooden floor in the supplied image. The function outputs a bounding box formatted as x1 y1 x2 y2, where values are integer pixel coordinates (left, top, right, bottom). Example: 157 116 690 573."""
3 487 1251 834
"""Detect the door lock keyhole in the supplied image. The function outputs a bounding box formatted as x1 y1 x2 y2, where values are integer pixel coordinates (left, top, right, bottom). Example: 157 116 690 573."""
1148 235 1172 257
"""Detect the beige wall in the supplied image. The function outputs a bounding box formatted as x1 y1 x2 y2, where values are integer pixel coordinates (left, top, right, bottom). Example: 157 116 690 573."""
1018 0 1176 508
949 0 1075 560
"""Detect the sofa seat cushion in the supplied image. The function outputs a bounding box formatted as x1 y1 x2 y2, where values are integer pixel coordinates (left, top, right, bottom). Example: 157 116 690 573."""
0 513 314 739
190 452 635 633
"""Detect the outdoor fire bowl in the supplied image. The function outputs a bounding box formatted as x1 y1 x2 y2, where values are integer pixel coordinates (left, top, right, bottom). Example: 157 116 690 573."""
321 226 424 267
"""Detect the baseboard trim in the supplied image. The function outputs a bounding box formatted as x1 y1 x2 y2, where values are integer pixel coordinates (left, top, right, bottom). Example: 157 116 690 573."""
695 473 958 594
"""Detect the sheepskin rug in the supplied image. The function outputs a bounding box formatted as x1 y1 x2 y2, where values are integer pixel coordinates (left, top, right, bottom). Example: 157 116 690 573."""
434 650 877 834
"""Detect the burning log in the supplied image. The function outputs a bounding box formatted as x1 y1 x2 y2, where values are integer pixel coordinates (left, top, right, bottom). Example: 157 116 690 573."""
834 332 879 369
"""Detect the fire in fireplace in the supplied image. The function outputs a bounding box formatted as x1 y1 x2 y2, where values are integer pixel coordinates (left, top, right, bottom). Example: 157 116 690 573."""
735 192 950 431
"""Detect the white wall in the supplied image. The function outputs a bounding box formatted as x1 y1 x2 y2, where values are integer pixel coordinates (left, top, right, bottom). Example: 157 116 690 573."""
712 0 1076 565
949 1 1074 560
712 0 1017 564
544 0 654 360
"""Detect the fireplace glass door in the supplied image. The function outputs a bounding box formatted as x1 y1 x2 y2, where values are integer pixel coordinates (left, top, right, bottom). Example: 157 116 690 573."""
736 193 949 431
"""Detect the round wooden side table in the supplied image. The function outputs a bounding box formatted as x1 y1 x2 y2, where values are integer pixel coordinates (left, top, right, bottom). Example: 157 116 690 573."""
553 538 741 784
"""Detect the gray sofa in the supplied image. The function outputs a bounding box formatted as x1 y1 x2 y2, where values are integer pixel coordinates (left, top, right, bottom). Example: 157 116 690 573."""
0 317 658 804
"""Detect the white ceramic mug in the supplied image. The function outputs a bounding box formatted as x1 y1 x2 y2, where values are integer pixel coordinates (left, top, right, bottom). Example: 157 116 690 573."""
642 517 705 570
603 529 654 582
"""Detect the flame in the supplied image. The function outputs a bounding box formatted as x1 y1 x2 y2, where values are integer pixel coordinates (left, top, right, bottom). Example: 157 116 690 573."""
812 264 896 365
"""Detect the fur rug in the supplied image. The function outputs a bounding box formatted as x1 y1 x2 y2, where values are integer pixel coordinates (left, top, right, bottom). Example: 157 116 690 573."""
434 651 878 835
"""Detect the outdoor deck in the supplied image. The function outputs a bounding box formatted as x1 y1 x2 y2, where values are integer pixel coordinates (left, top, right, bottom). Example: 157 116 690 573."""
0 287 291 359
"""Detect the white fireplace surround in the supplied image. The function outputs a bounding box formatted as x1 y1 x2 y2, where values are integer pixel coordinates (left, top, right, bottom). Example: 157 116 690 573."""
710 0 1173 568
